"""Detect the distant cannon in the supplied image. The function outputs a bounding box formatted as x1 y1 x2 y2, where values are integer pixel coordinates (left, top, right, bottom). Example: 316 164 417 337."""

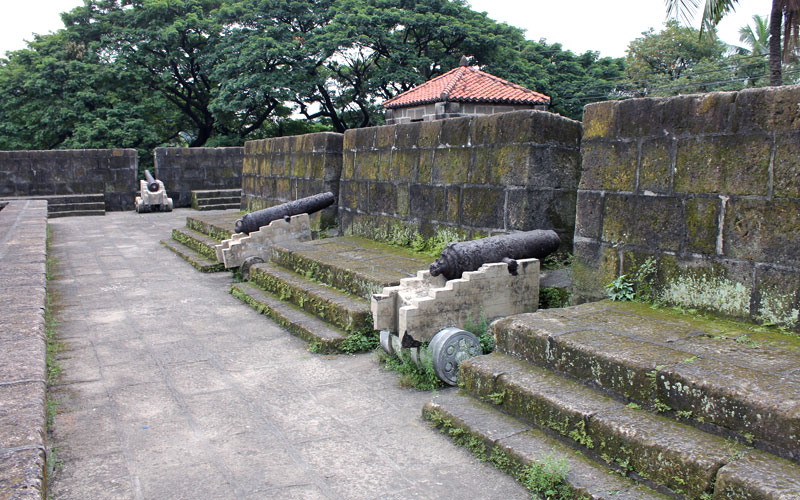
234 192 335 235
429 229 560 280
135 170 173 213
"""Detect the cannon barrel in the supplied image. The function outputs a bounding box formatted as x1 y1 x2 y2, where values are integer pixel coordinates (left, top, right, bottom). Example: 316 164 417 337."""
144 170 160 193
429 230 560 280
234 192 335 234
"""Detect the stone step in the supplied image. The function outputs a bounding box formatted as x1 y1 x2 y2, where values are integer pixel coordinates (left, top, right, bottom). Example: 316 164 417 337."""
160 239 224 273
47 210 105 218
460 352 753 498
191 189 242 200
170 227 220 261
0 193 105 205
492 300 800 461
423 391 669 500
194 196 241 206
230 282 347 354
48 202 106 213
185 212 240 241
269 236 433 300
194 202 241 211
248 262 371 335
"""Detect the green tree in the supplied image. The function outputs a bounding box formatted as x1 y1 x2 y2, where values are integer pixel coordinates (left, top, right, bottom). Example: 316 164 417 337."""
666 0 800 85
738 14 771 55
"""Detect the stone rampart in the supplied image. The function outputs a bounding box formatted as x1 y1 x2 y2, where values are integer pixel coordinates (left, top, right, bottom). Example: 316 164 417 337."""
573 85 800 329
339 110 581 247
154 147 244 208
0 200 48 498
0 149 137 211
242 133 343 230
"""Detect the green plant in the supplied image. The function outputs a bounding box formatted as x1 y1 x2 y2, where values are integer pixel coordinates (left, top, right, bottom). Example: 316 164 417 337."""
541 252 573 270
464 312 493 354
339 326 379 354
606 274 635 301
487 391 506 405
539 287 571 309
522 454 572 500
376 348 444 390
632 257 657 302
626 402 641 410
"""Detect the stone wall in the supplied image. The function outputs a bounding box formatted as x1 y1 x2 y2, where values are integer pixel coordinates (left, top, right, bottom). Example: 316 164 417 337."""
0 149 138 211
241 133 343 229
0 200 48 498
573 85 800 329
340 110 581 248
154 147 244 208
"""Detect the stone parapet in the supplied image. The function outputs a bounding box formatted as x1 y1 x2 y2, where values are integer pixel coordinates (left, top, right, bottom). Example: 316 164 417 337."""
0 149 137 211
573 85 800 330
0 200 49 499
154 147 243 208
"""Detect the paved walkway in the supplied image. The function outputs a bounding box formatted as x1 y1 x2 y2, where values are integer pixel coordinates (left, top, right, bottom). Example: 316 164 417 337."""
47 210 527 500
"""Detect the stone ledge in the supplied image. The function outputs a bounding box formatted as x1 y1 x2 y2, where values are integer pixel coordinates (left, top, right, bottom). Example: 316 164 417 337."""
0 200 49 500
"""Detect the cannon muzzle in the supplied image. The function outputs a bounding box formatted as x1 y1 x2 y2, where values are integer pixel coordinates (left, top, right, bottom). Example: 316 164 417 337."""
234 192 336 234
144 170 160 193
429 229 560 280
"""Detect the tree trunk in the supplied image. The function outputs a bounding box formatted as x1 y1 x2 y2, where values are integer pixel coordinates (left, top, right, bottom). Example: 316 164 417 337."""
770 0 784 86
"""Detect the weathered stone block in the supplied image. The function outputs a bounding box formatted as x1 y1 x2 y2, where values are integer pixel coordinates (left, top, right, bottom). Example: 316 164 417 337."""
665 91 737 136
753 264 800 330
675 134 771 196
582 101 618 139
471 113 500 145
638 138 673 193
685 197 721 254
409 184 446 221
393 149 419 182
354 150 380 181
579 140 637 191
574 191 603 240
489 145 529 186
528 146 581 189
445 186 461 223
616 97 665 138
602 194 685 252
732 84 800 133
432 148 471 184
460 187 504 229
342 151 356 180
396 183 409 218
375 125 396 149
417 150 435 184
774 131 800 199
377 149 393 182
417 120 442 148
395 123 421 149
571 240 620 302
506 188 576 235
369 182 396 214
439 116 472 146
724 198 800 267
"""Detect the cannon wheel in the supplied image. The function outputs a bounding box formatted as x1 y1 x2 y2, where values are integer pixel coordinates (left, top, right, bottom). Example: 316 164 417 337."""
135 197 144 213
240 256 265 281
429 327 483 386
379 330 395 357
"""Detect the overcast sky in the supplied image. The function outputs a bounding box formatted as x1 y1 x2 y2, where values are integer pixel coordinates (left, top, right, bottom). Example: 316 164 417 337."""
0 0 776 59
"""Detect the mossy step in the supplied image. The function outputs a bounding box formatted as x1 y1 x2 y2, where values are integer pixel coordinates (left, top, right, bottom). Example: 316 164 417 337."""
230 282 346 354
171 227 221 260
269 236 434 300
160 239 225 273
193 196 241 206
249 262 371 334
423 391 669 500
191 189 242 199
194 203 241 211
460 352 748 499
48 202 106 213
493 300 800 461
47 210 105 218
185 212 240 241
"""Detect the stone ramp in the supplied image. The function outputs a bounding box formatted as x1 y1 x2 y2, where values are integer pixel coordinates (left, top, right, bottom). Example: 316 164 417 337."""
425 300 800 498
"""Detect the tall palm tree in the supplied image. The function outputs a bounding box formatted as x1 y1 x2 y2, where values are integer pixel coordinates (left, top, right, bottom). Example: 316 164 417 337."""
738 14 770 55
666 0 800 85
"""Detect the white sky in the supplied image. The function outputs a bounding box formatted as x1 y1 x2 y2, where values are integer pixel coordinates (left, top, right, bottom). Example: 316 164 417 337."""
0 0 776 58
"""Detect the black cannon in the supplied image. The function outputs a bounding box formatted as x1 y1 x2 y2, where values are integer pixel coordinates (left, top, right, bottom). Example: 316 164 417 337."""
234 192 335 235
429 229 560 280
144 170 160 193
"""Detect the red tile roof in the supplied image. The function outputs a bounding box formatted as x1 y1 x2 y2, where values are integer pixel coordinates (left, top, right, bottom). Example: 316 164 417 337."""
383 65 550 109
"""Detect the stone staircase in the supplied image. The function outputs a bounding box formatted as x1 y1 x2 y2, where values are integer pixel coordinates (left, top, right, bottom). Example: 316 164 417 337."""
230 236 434 353
190 189 241 211
160 211 240 272
424 300 800 499
0 194 105 217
